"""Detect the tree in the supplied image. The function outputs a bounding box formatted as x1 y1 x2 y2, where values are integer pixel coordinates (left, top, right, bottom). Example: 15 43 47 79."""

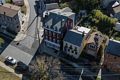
0 38 4 48
76 0 100 11
88 10 118 34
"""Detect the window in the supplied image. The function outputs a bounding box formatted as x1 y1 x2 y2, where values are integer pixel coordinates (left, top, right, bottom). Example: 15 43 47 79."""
72 50 74 53
17 26 19 28
68 49 70 52
55 27 58 31
75 52 77 55
64 44 68 52
114 57 117 59
46 25 49 28
89 44 96 49
50 26 53 29
69 45 72 49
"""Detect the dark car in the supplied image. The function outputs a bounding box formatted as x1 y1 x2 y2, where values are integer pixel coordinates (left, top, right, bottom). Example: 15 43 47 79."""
15 61 29 74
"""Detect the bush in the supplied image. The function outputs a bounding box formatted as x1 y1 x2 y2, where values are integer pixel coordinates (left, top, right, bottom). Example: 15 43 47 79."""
88 10 118 34
59 2 69 9
0 38 4 47
5 0 12 3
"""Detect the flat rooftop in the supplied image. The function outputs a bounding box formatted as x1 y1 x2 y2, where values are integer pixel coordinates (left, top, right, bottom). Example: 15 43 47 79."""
0 3 20 17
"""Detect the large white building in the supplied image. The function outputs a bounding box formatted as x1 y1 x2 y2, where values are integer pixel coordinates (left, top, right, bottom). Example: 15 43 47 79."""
63 27 91 59
43 7 75 51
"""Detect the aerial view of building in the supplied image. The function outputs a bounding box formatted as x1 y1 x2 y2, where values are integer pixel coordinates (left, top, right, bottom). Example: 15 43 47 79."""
43 8 75 50
0 0 119 80
63 27 91 59
0 3 21 34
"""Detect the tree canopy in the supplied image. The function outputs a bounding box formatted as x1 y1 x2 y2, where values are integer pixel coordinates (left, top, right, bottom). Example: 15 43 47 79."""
76 0 100 11
88 10 118 34
0 38 4 47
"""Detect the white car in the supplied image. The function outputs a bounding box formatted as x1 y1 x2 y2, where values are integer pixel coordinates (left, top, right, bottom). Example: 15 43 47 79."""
5 56 17 65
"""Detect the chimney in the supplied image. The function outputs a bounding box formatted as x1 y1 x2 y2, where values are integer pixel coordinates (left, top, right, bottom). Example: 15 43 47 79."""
4 12 6 15
82 31 85 37
61 19 65 27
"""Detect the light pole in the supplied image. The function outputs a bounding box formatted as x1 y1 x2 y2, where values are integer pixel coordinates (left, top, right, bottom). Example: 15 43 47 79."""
79 68 84 80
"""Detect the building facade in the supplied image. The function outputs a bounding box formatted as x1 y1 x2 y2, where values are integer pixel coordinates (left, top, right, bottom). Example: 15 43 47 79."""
0 3 21 34
63 27 91 59
43 8 75 50
102 34 120 75
84 32 104 58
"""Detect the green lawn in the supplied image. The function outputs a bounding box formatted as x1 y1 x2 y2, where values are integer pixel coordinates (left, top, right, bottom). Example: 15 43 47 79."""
0 66 20 80
5 0 12 3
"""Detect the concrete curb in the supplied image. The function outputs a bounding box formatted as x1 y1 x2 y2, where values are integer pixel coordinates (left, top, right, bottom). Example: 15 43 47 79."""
14 0 30 41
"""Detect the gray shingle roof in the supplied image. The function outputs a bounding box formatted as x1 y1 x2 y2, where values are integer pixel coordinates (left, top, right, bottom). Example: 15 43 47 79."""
106 40 120 56
64 30 83 46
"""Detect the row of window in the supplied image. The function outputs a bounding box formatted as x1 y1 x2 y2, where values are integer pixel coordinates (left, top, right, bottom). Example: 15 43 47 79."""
64 43 78 55
44 30 61 38
45 36 60 44
0 15 18 22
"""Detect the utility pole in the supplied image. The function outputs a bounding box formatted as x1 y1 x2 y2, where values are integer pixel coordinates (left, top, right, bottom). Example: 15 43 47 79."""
79 68 84 80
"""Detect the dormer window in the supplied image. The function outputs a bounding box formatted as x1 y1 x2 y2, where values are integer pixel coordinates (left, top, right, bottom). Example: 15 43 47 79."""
50 26 53 29
59 27 62 32
55 27 58 31
46 25 49 28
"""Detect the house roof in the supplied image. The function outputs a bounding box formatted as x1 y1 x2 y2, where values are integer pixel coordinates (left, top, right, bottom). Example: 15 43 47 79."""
106 39 120 56
86 32 104 48
64 27 90 46
45 3 59 10
64 29 84 46
44 8 75 30
0 3 20 17
49 8 75 17
77 26 91 34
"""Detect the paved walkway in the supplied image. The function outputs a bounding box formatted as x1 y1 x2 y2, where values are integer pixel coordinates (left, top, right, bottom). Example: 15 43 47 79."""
14 0 30 41
0 61 22 78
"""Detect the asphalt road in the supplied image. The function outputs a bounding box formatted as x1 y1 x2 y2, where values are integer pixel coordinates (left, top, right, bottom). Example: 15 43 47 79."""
1 0 42 65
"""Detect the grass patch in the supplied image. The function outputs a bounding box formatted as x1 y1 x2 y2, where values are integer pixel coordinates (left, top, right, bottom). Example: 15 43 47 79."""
59 2 69 9
0 66 20 80
5 0 12 3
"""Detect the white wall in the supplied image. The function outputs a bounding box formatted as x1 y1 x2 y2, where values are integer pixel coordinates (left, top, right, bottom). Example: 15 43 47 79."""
63 41 83 59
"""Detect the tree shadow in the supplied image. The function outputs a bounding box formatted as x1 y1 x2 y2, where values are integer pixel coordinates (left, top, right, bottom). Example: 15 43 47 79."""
0 33 13 54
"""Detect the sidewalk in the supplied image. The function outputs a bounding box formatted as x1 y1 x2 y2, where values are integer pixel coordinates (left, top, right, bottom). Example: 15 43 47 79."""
14 0 30 41
0 61 22 78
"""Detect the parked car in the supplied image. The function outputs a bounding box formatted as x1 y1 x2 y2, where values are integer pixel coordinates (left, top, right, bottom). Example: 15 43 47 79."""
5 56 17 65
15 61 29 74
